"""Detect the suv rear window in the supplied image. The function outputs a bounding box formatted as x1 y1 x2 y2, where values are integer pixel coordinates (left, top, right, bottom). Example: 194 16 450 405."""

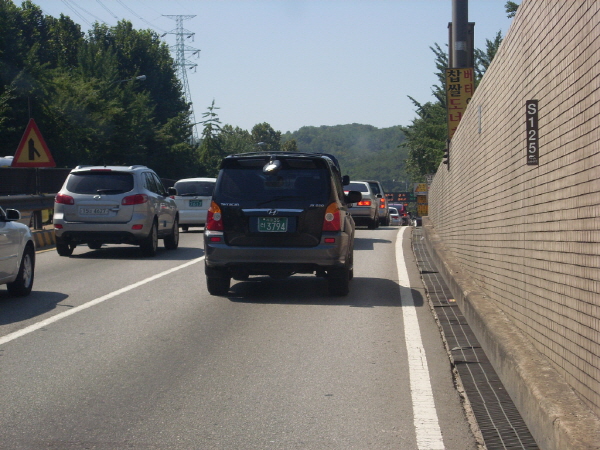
66 172 134 195
216 167 330 205
346 182 369 193
175 181 215 196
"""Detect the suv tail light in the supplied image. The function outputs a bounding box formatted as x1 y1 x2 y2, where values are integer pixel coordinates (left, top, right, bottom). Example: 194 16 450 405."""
206 201 224 231
55 193 74 205
357 200 371 206
322 202 341 232
122 194 148 205
379 198 386 209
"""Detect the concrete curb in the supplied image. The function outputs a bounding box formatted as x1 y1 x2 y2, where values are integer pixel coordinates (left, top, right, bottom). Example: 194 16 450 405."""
33 229 56 250
421 217 600 450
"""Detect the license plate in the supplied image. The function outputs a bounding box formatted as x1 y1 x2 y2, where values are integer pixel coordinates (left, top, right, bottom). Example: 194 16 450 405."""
258 217 288 232
188 200 202 207
79 207 109 215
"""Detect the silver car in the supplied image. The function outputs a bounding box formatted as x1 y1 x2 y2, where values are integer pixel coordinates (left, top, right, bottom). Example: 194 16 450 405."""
0 207 35 296
172 177 216 231
53 165 179 256
359 180 390 226
345 181 379 229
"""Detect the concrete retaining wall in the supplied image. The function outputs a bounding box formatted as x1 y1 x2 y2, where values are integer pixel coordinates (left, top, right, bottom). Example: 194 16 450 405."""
426 0 600 448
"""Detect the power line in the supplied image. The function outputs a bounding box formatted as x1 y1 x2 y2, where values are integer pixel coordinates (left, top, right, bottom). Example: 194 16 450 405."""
116 0 168 33
61 0 93 27
65 0 108 25
96 0 119 20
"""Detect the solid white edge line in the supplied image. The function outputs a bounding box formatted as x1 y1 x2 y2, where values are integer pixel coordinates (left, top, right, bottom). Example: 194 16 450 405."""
0 256 205 346
396 227 445 449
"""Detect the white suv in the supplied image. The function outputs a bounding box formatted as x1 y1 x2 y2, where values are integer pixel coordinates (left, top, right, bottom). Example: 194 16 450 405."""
53 165 179 256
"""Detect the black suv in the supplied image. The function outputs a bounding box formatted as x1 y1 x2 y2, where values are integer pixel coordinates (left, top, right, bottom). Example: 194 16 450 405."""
204 152 361 296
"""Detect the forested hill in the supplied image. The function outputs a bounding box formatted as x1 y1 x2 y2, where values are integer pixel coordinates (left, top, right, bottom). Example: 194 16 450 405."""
281 124 409 192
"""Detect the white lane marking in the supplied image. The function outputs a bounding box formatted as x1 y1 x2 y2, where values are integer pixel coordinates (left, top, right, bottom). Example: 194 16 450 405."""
396 227 445 449
0 257 205 346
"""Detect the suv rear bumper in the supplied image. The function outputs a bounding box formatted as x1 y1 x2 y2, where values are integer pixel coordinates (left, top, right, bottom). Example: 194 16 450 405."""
55 230 145 245
204 230 352 274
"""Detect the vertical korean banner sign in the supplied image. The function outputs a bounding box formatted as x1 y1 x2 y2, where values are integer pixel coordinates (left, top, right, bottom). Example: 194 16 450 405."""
446 68 474 139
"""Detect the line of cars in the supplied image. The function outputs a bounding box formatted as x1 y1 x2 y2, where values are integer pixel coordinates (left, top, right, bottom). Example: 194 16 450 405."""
2 157 406 298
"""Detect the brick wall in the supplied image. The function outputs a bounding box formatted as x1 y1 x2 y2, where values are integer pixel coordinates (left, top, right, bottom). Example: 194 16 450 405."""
428 0 600 417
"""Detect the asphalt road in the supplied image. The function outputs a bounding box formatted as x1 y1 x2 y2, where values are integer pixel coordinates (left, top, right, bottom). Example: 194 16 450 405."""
0 226 478 449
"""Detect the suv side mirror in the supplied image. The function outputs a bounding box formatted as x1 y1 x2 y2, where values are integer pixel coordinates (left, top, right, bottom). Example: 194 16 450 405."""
167 187 177 196
344 191 362 204
342 175 350 186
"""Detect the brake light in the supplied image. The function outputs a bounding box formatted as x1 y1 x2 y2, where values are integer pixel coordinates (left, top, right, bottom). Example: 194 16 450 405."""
379 198 386 209
122 194 148 205
55 193 74 205
322 202 341 232
206 201 224 231
357 200 371 206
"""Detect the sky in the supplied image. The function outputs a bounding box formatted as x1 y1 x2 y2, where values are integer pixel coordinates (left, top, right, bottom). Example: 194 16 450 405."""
32 0 514 134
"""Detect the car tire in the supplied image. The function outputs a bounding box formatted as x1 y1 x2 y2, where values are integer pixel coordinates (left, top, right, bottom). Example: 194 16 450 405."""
7 244 35 297
181 225 189 232
206 274 231 296
88 241 102 250
368 214 378 230
328 266 350 296
56 237 75 256
140 220 158 256
164 217 179 250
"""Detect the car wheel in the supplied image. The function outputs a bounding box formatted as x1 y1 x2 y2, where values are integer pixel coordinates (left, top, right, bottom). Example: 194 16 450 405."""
56 237 75 256
164 217 179 250
88 241 102 250
140 220 158 256
181 225 189 232
328 266 350 296
7 244 35 296
368 215 378 230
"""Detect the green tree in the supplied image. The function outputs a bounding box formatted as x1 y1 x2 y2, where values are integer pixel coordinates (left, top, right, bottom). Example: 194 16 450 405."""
475 31 503 81
251 122 281 152
220 124 254 154
281 139 298 152
198 100 224 176
505 1 519 18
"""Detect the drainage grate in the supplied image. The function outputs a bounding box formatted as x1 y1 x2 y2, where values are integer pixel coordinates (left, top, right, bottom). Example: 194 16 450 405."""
412 228 539 450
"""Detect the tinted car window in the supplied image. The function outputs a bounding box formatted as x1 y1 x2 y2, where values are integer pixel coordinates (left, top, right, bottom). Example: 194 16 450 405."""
216 167 330 205
175 181 215 196
368 182 381 195
151 173 167 195
346 182 369 193
66 172 134 194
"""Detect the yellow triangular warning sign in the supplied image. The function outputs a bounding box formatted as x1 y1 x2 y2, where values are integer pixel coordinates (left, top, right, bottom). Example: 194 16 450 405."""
12 119 56 167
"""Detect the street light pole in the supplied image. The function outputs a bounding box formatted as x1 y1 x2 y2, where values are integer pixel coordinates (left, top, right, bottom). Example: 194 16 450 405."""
113 75 147 84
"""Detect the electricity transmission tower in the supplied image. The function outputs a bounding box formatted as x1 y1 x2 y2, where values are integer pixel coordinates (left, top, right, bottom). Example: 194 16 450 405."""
163 15 200 142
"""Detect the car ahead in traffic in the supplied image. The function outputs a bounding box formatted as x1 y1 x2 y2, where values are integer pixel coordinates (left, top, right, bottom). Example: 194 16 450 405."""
172 177 216 231
53 165 179 257
358 180 390 226
389 207 400 226
390 203 411 226
204 152 361 296
344 181 379 229
0 206 35 296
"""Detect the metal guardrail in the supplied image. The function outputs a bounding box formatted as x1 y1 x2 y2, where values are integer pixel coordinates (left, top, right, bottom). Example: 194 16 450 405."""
0 194 56 229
